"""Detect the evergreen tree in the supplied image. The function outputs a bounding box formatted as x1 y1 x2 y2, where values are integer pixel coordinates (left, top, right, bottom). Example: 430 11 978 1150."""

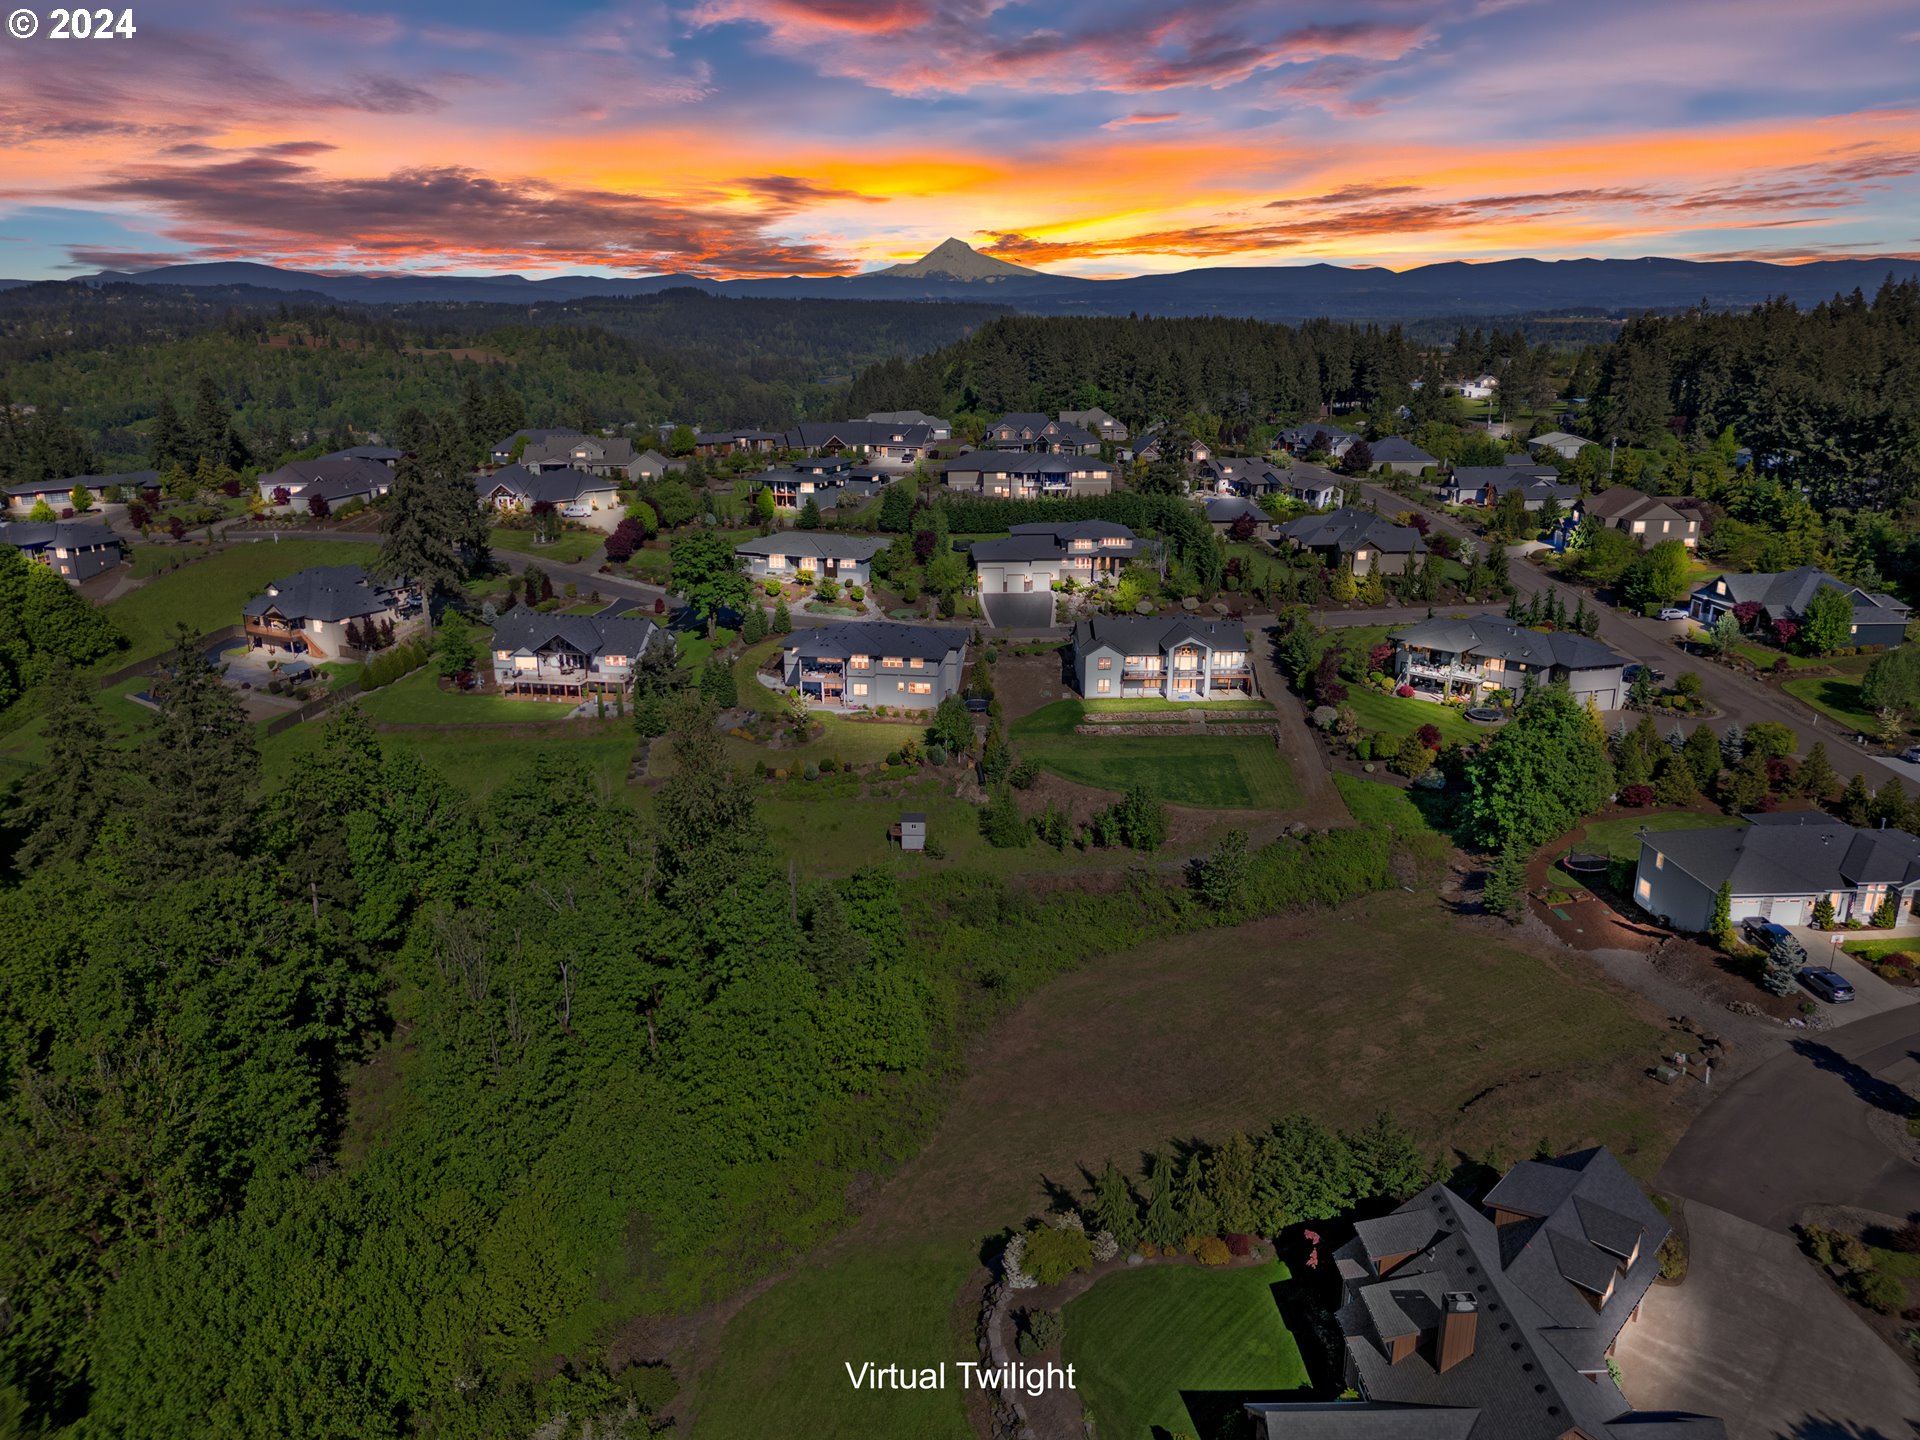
1089 1159 1139 1248
6 661 118 869
1719 721 1745 767
377 415 490 613
1872 778 1911 832
1710 881 1734 947
1481 845 1527 920
138 625 259 881
1205 1132 1257 1234
741 604 767 644
1797 741 1838 802
1838 771 1873 825
772 597 792 634
1142 1152 1181 1247
1683 726 1723 790
1173 1151 1216 1236
149 393 190 470
797 496 823 530
877 484 914 534
1346 1113 1430 1201
1652 752 1697 806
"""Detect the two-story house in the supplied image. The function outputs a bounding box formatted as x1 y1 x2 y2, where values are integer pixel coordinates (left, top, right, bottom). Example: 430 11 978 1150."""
982 414 1101 455
518 433 654 481
969 520 1145 594
752 464 855 510
1057 407 1127 442
1193 456 1289 497
1687 567 1910 648
784 420 941 468
1278 422 1358 459
0 519 123 581
1632 811 1920 931
489 605 668 701
1070 616 1255 700
1283 462 1346 510
1247 1148 1719 1440
474 465 623 529
318 444 403 467
941 451 1115 499
1390 616 1628 709
863 411 952 438
243 564 409 658
1277 506 1427 576
1127 428 1212 466
779 621 967 711
734 532 885 588
490 428 584 467
1579 487 1701 549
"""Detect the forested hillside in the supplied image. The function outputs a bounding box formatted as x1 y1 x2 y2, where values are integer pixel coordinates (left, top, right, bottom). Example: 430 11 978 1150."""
0 285 1007 470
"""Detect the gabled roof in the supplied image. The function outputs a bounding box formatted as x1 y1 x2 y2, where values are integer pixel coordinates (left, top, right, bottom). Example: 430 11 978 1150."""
1389 616 1626 673
734 533 885 562
492 427 583 456
261 457 393 493
475 465 616 506
8 469 157 496
1445 467 1569 496
785 621 967 663
491 608 661 661
1008 519 1136 541
0 519 121 551
243 564 394 624
987 412 1051 434
524 434 640 466
1202 496 1270 524
864 410 948 428
1647 812 1920 896
1583 488 1690 524
1279 506 1427 556
320 444 402 462
1369 437 1438 466
1691 566 1909 623
787 420 940 449
943 450 1109 476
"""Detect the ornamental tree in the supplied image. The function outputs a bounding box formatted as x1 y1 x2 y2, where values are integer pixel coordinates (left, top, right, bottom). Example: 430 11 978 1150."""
1462 683 1613 850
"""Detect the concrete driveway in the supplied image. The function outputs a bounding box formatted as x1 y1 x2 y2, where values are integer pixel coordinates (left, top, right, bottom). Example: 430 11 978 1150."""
1782 925 1919 1022
1614 1202 1920 1439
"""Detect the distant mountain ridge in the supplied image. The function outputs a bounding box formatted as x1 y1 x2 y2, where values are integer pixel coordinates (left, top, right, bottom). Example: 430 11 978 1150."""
68 241 1920 321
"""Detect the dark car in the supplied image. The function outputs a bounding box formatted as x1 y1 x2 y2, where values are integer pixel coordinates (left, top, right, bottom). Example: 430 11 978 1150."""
1797 967 1856 1003
1741 917 1807 963
1623 663 1667 683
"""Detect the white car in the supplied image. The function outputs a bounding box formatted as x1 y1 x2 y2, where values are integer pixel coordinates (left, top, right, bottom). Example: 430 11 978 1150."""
1656 607 1690 622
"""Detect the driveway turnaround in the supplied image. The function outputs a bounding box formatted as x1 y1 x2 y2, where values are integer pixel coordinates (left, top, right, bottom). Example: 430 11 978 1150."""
1614 1202 1920 1438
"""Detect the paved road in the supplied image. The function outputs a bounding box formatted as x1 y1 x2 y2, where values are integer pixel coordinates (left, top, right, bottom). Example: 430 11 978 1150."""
1614 1201 1920 1438
1657 1003 1920 1231
1357 482 1909 790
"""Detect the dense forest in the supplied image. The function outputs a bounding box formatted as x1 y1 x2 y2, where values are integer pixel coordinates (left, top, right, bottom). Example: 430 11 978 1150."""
0 627 1414 1438
0 284 1007 470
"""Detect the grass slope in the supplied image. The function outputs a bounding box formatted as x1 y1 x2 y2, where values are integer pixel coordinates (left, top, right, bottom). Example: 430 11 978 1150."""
1012 702 1300 809
488 527 606 565
355 670 567 725
1782 676 1882 735
1064 1259 1308 1440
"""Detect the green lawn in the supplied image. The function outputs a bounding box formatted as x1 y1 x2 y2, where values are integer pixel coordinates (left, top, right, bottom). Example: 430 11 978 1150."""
100 539 382 667
625 549 673 583
1334 775 1440 835
354 670 570 725
1064 1259 1309 1440
488 527 605 565
1577 810 1745 860
1010 701 1301 808
1079 696 1273 715
691 1242 972 1440
1731 640 1824 672
129 541 220 579
1842 937 1920 963
1343 687 1487 743
258 714 635 798
1782 676 1882 735
674 626 738 673
732 639 793 716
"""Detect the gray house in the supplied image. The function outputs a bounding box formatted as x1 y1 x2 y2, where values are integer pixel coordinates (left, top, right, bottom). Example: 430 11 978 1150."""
243 564 408 659
0 519 123 582
1277 506 1427 576
1248 1148 1719 1440
780 621 967 711
257 457 396 509
1057 407 1126 442
1366 436 1438 475
1632 812 1920 932
7 470 157 513
488 605 667 701
941 451 1115 498
474 465 623 530
1390 616 1628 709
1688 567 1910 649
970 520 1144 594
1069 616 1254 700
734 532 885 588
1437 467 1575 509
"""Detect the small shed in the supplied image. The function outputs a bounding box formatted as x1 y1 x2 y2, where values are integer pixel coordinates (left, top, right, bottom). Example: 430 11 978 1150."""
892 812 928 851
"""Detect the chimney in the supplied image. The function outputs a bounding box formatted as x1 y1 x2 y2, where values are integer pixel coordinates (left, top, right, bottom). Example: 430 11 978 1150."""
1437 1292 1478 1372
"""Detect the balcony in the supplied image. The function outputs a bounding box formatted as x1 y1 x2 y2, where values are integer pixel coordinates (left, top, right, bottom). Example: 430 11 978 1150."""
1406 658 1486 685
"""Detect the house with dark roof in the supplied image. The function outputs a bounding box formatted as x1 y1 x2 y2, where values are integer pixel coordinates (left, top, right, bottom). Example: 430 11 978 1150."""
970 520 1145 595
1284 463 1347 510
863 410 951 436
8 470 158 513
1194 456 1290 497
734 532 885 588
0 519 123 582
1128 427 1212 466
1070 616 1254 700
1058 407 1127 442
941 451 1114 499
489 603 668 701
1633 812 1920 931
319 444 403 467
1390 616 1628 709
1280 422 1359 459
490 428 584 466
257 457 395 510
779 621 967 710
1369 437 1439 475
1687 567 1910 648
1248 1148 1721 1440
1437 468 1576 510
242 564 410 658
752 464 855 511
1200 495 1275 538
982 413 1101 455
632 449 679 481
1577 489 1700 550
785 420 941 467
1278 507 1428 577
692 428 785 459
474 465 623 529
520 433 654 480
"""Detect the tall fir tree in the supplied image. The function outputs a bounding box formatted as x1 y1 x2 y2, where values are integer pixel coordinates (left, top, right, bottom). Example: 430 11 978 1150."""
5 661 118 869
138 625 260 881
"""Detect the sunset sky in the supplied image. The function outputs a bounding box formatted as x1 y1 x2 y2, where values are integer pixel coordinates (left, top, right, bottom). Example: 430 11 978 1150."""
0 0 1916 280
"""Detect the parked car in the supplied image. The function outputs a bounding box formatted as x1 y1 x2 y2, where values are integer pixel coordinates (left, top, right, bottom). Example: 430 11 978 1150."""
560 503 593 519
1622 663 1666 683
1657 607 1690 622
1900 745 1920 764
1797 967 1856 1003
1741 917 1807 962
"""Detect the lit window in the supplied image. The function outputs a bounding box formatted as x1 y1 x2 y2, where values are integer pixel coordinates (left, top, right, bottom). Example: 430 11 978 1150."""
909 657 924 669
850 683 868 696
906 681 933 695
496 649 512 660
1097 658 1112 670
1635 877 1652 901
881 657 905 669
1654 852 1665 870
604 655 626 666
850 654 869 668
1097 678 1111 693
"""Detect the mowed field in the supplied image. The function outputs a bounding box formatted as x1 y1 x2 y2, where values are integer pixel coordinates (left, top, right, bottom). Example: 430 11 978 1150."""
1011 701 1301 809
685 891 1689 1439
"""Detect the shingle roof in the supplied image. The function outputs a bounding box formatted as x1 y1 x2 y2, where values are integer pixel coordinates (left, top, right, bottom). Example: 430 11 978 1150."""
1369 437 1438 466
243 564 395 624
1248 1401 1483 1440
261 457 392 494
787 420 940 449
0 519 120 551
1691 566 1909 623
734 533 884 562
1280 506 1427 556
1071 615 1247 655
320 444 402 462
8 469 157 496
1202 496 1270 524
476 465 615 507
786 621 967 663
944 450 1109 476
1648 813 1920 895
490 608 661 660
1389 617 1626 673
492 427 583 456
1446 467 1570 497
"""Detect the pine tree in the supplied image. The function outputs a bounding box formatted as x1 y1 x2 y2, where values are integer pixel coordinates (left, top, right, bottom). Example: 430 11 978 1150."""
741 604 767 644
1838 771 1873 825
137 625 259 880
1797 741 1838 802
1719 721 1745 767
1871 778 1910 833
1089 1160 1139 1248
1142 1153 1181 1247
1328 564 1357 603
6 661 118 868
149 393 189 470
1482 845 1527 920
1205 1132 1258 1234
1684 726 1723 790
1652 752 1697 806
1710 881 1734 947
1173 1151 1216 1236
377 415 492 613
772 597 792 634
1667 724 1687 753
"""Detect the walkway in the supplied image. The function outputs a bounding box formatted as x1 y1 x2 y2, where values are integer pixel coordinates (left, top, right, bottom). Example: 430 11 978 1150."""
1244 611 1349 829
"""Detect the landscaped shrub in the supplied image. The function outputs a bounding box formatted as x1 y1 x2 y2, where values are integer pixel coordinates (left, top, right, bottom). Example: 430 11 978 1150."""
980 789 1030 849
1618 784 1655 807
1888 1222 1920 1255
1010 762 1038 789
1858 1270 1906 1315
1872 898 1900 929
1225 1233 1255 1257
884 750 902 766
1089 1230 1119 1262
1187 1235 1231 1266
803 764 819 781
1017 1308 1065 1356
1022 1224 1094 1285
925 744 948 766
1001 1233 1036 1290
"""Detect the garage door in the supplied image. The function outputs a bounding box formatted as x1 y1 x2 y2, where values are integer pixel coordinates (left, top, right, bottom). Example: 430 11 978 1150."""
1588 687 1618 710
